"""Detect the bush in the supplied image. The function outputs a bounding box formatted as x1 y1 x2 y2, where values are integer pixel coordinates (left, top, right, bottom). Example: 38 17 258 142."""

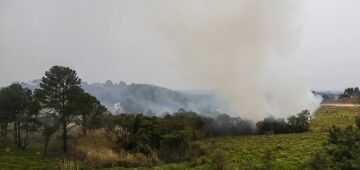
118 151 160 168
288 110 311 133
256 117 288 134
187 141 213 165
259 150 277 170
325 125 360 170
257 110 311 135
355 116 360 129
58 159 80 170
70 131 119 167
160 130 192 162
210 149 228 170
213 114 256 136
307 152 330 170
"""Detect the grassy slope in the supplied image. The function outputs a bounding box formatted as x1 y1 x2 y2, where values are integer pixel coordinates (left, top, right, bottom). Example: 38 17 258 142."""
150 133 326 170
206 133 326 170
310 106 360 132
0 106 359 170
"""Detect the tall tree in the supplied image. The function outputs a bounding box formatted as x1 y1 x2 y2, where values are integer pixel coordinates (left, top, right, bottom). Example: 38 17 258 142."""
35 66 81 152
0 83 36 148
0 87 11 139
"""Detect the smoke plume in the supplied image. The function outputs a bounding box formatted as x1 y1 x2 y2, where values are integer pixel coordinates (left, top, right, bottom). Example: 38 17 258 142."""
138 0 321 120
1 0 321 120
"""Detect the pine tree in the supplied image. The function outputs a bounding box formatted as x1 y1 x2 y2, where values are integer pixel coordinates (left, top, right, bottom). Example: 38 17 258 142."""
35 66 81 152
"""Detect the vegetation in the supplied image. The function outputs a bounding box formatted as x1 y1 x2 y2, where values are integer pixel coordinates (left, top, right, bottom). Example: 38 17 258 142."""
34 66 83 152
0 83 39 150
307 117 360 170
341 87 360 98
1 65 360 170
202 132 326 169
0 66 217 168
257 110 311 134
310 106 360 132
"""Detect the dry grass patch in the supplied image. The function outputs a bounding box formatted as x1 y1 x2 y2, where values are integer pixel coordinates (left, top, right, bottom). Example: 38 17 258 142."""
71 130 119 167
71 130 160 168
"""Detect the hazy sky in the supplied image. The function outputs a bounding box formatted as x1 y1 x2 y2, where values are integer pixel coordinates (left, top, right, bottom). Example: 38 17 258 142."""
0 0 359 91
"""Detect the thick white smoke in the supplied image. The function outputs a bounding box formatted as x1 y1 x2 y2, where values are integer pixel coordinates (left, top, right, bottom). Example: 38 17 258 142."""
133 0 321 120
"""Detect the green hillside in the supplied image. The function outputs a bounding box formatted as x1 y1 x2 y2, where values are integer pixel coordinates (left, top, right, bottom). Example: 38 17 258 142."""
153 106 359 170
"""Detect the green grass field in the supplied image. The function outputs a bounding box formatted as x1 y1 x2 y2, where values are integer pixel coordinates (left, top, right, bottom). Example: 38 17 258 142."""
0 106 359 170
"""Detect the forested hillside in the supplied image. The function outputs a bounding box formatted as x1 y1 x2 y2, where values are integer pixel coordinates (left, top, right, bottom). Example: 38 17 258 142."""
21 80 226 117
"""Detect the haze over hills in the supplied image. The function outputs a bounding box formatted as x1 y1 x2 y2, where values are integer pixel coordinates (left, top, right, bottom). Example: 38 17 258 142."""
20 79 227 117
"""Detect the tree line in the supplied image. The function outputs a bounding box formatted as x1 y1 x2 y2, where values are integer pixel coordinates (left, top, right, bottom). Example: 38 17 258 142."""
341 87 360 98
256 110 311 134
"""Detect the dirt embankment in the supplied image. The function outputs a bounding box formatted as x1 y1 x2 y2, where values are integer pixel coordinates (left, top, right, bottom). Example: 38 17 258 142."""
321 96 359 107
321 103 360 107
322 97 359 104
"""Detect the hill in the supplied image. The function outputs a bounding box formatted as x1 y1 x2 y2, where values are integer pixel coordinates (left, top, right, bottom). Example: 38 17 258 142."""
20 80 226 117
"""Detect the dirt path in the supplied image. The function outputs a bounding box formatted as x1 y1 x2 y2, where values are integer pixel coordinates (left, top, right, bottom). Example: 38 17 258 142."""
321 103 360 107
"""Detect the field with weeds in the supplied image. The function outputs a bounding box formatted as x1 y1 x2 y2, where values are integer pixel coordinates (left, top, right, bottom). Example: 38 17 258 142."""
310 106 360 132
0 106 359 170
203 132 326 169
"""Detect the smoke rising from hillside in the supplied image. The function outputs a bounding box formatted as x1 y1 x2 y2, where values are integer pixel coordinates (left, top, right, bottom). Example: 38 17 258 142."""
140 0 321 120
0 0 322 120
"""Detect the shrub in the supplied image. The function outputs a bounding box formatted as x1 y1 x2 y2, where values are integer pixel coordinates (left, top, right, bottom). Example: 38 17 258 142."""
70 131 119 167
355 116 360 129
58 159 80 170
259 150 277 170
256 117 288 134
257 110 311 135
325 125 360 170
307 152 331 170
210 149 228 170
160 130 192 162
188 141 213 165
288 110 311 133
118 152 160 168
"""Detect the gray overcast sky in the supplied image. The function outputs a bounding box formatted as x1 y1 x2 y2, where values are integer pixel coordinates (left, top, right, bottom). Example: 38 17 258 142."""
0 0 359 91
